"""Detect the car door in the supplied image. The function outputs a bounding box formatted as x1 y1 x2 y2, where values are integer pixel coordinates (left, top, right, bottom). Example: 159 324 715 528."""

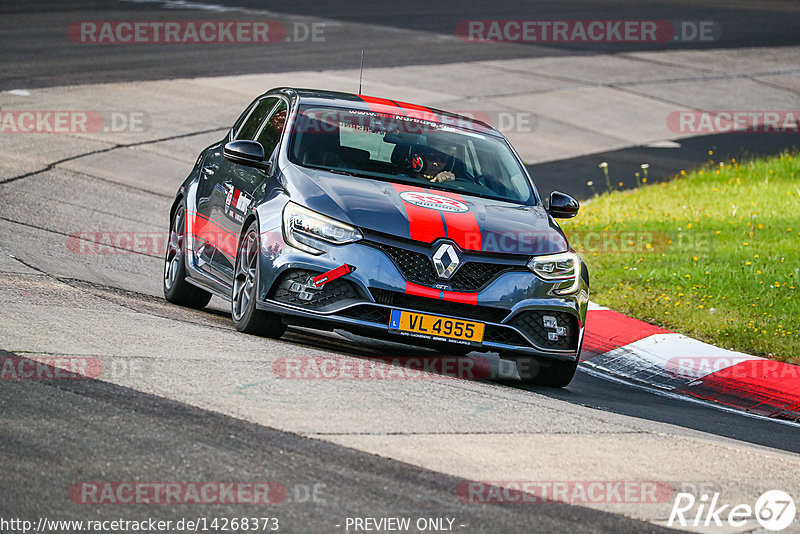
202 97 291 287
213 98 289 284
192 96 279 284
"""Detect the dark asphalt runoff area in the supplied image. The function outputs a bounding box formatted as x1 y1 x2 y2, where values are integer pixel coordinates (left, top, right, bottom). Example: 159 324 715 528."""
2 0 800 89
0 350 668 534
3 0 797 202
530 132 800 200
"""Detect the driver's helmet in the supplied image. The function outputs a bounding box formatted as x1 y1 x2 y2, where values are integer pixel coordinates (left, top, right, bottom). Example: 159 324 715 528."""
412 144 454 178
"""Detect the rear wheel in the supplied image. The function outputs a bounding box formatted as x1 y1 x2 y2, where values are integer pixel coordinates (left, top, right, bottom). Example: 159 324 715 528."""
231 220 286 338
504 353 578 388
163 204 212 309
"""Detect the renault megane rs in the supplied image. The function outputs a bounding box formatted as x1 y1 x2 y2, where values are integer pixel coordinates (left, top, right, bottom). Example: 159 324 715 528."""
164 88 588 387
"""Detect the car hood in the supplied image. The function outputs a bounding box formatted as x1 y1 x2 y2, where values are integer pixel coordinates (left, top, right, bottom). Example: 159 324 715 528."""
283 166 569 256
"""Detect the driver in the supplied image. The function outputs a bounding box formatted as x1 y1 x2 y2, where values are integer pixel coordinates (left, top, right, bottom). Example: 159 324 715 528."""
411 146 456 183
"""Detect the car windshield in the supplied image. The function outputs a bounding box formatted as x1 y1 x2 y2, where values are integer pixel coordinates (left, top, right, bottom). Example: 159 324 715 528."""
287 104 536 205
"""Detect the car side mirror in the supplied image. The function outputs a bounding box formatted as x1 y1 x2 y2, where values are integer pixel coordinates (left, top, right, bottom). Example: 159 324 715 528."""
544 191 579 219
224 140 271 171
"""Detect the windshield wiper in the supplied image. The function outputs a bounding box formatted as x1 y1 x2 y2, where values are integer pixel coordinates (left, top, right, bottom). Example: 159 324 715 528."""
327 168 357 177
424 183 500 202
309 166 373 179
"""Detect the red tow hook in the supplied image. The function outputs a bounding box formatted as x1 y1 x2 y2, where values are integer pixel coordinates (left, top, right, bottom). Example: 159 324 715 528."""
312 264 355 287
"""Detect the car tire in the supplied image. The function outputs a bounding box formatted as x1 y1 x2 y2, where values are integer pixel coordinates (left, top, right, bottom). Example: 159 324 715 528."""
504 353 578 388
163 203 213 309
231 220 286 338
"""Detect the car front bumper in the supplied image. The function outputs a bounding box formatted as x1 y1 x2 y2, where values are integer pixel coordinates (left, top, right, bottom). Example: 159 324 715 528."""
255 223 589 361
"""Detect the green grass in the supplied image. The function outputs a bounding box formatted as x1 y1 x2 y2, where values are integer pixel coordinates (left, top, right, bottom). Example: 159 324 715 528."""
561 152 799 364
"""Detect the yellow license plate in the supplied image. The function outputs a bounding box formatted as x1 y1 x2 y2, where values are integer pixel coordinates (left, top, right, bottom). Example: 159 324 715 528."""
389 310 484 343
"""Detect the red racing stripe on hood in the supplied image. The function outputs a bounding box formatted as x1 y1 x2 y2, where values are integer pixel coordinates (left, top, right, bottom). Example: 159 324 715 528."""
429 190 482 252
391 183 446 244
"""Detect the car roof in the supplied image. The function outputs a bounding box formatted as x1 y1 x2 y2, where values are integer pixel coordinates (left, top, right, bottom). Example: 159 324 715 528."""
264 87 503 138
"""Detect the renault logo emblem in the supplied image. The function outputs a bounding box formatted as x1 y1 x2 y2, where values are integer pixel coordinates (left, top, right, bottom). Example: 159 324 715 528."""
432 243 461 279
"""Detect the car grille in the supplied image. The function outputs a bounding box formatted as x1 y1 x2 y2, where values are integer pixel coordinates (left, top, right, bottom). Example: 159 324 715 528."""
270 269 361 310
270 271 579 353
339 305 391 324
483 326 530 346
369 242 519 292
509 310 579 351
370 289 510 323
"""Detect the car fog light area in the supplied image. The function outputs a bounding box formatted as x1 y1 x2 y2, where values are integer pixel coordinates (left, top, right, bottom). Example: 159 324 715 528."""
283 202 363 255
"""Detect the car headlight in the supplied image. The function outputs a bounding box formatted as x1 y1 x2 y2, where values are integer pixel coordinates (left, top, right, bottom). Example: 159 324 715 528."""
282 202 362 255
527 251 581 295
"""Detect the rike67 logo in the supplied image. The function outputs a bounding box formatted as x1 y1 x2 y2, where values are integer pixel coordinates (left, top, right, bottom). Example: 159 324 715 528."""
669 490 796 531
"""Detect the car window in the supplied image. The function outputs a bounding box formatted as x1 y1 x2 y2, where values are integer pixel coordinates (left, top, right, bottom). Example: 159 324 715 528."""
236 97 278 140
339 126 395 162
288 105 535 205
231 102 253 137
255 100 288 157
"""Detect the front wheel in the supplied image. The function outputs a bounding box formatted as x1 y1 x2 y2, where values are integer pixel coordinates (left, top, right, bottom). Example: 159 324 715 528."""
504 353 578 388
163 204 212 309
231 220 286 338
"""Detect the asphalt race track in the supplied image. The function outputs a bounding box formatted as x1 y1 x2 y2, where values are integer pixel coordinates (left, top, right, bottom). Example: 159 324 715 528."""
1 1 800 533
3 0 800 89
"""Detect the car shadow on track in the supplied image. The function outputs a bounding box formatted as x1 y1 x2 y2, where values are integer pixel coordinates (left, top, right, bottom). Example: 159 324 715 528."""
132 285 800 455
280 326 800 454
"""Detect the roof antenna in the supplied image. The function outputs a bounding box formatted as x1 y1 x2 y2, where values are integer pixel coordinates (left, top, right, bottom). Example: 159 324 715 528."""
358 49 364 95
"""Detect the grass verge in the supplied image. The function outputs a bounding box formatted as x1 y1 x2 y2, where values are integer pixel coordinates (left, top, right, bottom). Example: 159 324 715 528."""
561 151 799 364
